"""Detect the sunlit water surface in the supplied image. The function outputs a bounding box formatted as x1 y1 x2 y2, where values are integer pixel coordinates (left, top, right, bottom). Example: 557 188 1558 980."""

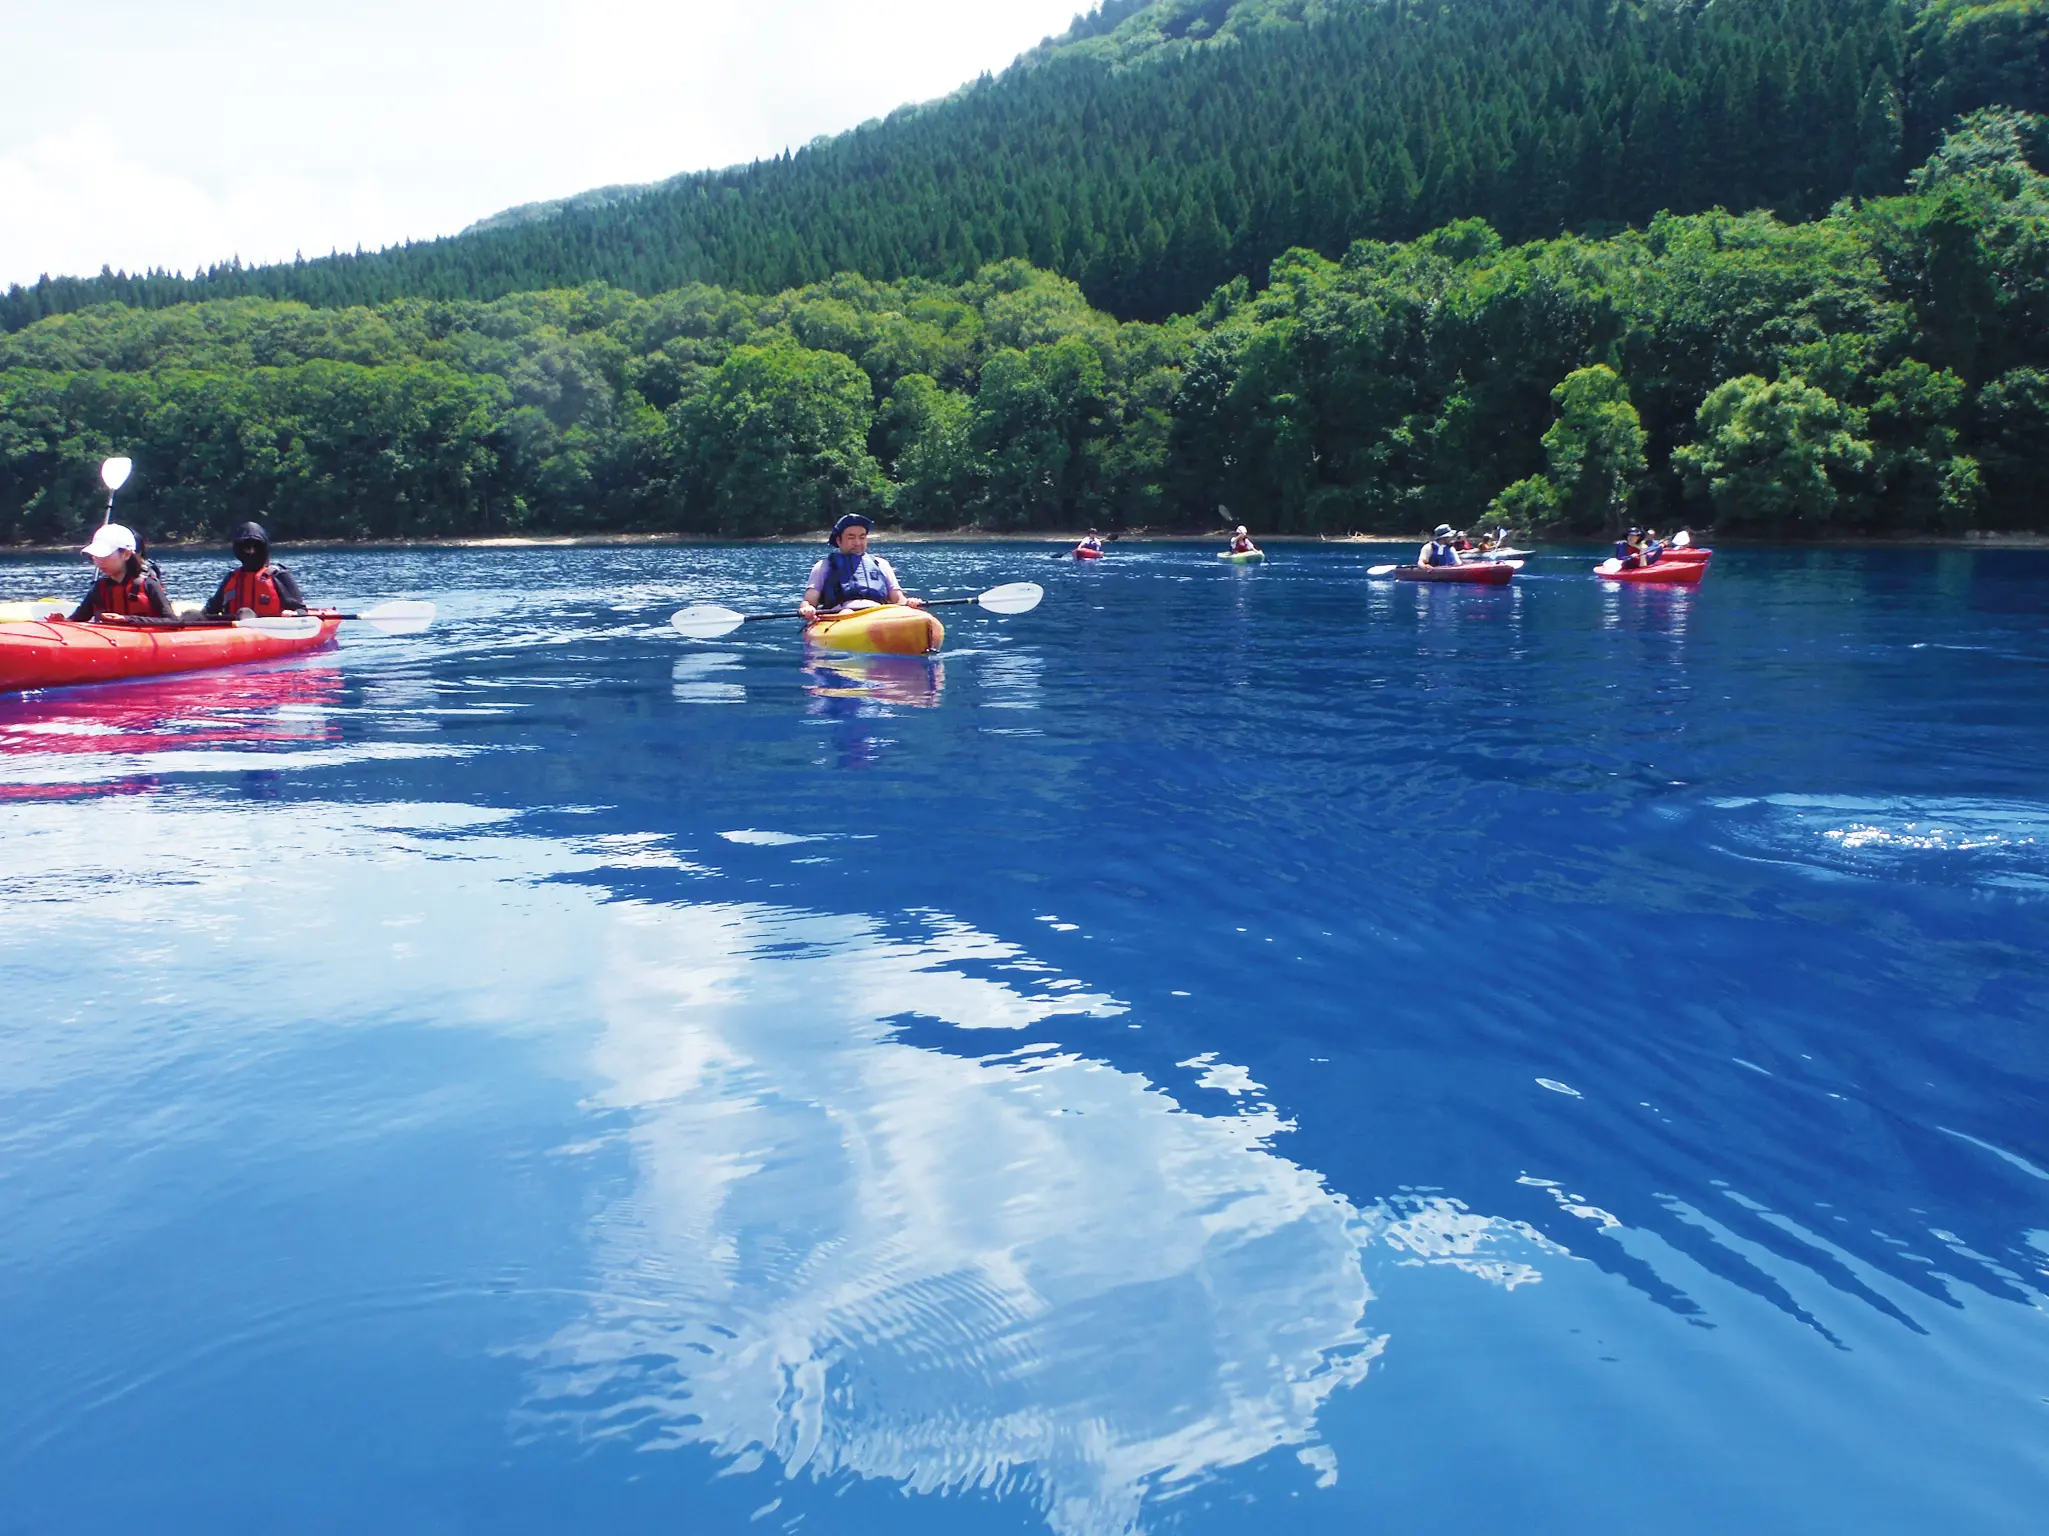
1 543 2045 1533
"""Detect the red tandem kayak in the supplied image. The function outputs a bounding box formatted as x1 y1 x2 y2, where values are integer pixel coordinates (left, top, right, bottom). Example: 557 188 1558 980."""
1395 563 1515 584
0 614 343 694
1596 558 1706 584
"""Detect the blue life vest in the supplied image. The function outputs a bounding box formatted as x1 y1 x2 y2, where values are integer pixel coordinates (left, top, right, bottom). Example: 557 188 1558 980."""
1425 540 1460 567
817 551 893 609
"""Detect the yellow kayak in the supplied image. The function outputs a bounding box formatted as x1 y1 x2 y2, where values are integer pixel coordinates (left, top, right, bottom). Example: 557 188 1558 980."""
803 603 944 655
0 597 69 623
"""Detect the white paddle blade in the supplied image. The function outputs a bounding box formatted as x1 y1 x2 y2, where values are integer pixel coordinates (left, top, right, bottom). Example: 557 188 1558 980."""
1673 530 1692 547
671 604 747 640
361 600 435 635
1498 560 1526 571
1367 563 1399 576
236 615 324 639
976 582 1044 615
1596 558 1623 574
100 456 132 492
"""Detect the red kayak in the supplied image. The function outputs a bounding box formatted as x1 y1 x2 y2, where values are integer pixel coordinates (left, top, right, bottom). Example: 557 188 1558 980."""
1072 545 1103 560
1597 558 1705 584
0 614 343 694
1659 547 1711 563
1395 563 1514 585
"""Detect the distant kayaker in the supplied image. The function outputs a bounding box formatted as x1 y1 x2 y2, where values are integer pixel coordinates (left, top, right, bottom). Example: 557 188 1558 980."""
1640 528 1667 566
70 524 178 623
202 522 309 619
1078 529 1104 553
1418 524 1462 568
800 513 924 620
1228 524 1258 554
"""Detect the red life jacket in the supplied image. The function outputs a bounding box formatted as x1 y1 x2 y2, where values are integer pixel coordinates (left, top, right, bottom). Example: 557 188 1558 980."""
92 572 158 617
218 566 285 617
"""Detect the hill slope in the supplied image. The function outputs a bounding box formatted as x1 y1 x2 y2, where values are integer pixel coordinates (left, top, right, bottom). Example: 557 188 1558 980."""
11 0 2038 331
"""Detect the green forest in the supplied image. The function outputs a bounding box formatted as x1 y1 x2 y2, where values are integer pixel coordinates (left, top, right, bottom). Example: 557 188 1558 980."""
5 0 2026 328
3 0 2048 543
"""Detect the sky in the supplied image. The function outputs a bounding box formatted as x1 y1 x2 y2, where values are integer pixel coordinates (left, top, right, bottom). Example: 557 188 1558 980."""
0 0 1094 289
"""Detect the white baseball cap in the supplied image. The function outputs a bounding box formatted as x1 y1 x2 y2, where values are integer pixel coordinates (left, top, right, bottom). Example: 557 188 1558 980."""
81 524 137 559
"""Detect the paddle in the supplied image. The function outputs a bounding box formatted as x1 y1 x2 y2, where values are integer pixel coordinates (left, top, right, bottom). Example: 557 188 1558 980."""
99 456 131 527
670 583 1044 641
234 601 437 636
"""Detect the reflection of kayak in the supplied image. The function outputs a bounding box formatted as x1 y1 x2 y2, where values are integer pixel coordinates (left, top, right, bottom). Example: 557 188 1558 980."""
0 663 344 757
0 614 343 694
1596 558 1706 584
1218 549 1264 563
802 603 945 655
1073 546 1102 560
806 653 945 708
1396 563 1514 585
0 598 69 623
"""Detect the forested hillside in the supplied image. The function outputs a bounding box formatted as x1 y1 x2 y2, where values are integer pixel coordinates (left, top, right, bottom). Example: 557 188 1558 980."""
8 111 2048 544
9 0 2039 329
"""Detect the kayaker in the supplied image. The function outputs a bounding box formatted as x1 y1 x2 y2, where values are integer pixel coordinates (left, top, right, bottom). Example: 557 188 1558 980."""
1614 528 1645 569
203 521 309 618
1418 524 1462 568
70 524 178 623
1228 525 1258 554
800 513 925 620
1078 529 1104 553
1640 528 1667 566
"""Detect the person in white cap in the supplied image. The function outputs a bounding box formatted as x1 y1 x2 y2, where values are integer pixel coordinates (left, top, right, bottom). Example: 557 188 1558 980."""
1417 523 1462 568
70 524 177 623
1227 524 1258 554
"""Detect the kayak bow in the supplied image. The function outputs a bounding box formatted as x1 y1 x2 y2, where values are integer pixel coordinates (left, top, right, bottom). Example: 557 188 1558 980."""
802 603 946 655
1395 563 1515 585
0 614 344 694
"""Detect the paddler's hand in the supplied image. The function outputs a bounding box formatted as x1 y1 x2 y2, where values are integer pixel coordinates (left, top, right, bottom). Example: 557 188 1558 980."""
900 596 926 609
799 601 818 620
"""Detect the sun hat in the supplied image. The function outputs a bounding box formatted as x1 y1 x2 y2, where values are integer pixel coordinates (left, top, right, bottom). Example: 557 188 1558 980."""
81 524 137 559
829 512 873 546
1433 524 1454 539
1234 525 1247 536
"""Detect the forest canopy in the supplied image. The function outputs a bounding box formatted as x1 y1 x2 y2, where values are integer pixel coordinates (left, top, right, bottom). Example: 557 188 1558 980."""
7 0 2040 330
7 110 2049 544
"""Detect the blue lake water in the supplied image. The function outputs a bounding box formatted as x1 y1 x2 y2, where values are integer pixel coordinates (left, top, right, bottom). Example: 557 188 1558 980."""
1 541 2045 1534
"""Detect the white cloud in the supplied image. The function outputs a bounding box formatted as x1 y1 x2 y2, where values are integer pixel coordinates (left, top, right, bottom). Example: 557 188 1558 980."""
0 0 1092 287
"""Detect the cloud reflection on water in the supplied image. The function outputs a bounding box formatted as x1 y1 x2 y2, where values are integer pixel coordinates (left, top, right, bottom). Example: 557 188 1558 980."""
529 903 1363 1532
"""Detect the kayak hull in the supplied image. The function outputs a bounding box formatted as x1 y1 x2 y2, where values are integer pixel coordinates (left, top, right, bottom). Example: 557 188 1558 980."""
1395 563 1515 584
1597 560 1706 584
802 604 944 655
0 615 343 694
1072 547 1102 560
1218 550 1264 563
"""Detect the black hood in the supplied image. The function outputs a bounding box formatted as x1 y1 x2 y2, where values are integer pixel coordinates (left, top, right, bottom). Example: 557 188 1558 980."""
231 521 271 554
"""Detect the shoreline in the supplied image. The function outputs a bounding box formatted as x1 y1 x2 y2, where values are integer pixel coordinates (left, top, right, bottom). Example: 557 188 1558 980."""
3 528 2048 556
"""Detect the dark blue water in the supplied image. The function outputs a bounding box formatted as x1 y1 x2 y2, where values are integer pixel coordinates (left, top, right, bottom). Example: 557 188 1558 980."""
2 542 2045 1534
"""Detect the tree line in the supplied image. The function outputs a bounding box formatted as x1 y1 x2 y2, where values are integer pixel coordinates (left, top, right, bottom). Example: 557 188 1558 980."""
7 0 2040 331
5 110 2047 544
